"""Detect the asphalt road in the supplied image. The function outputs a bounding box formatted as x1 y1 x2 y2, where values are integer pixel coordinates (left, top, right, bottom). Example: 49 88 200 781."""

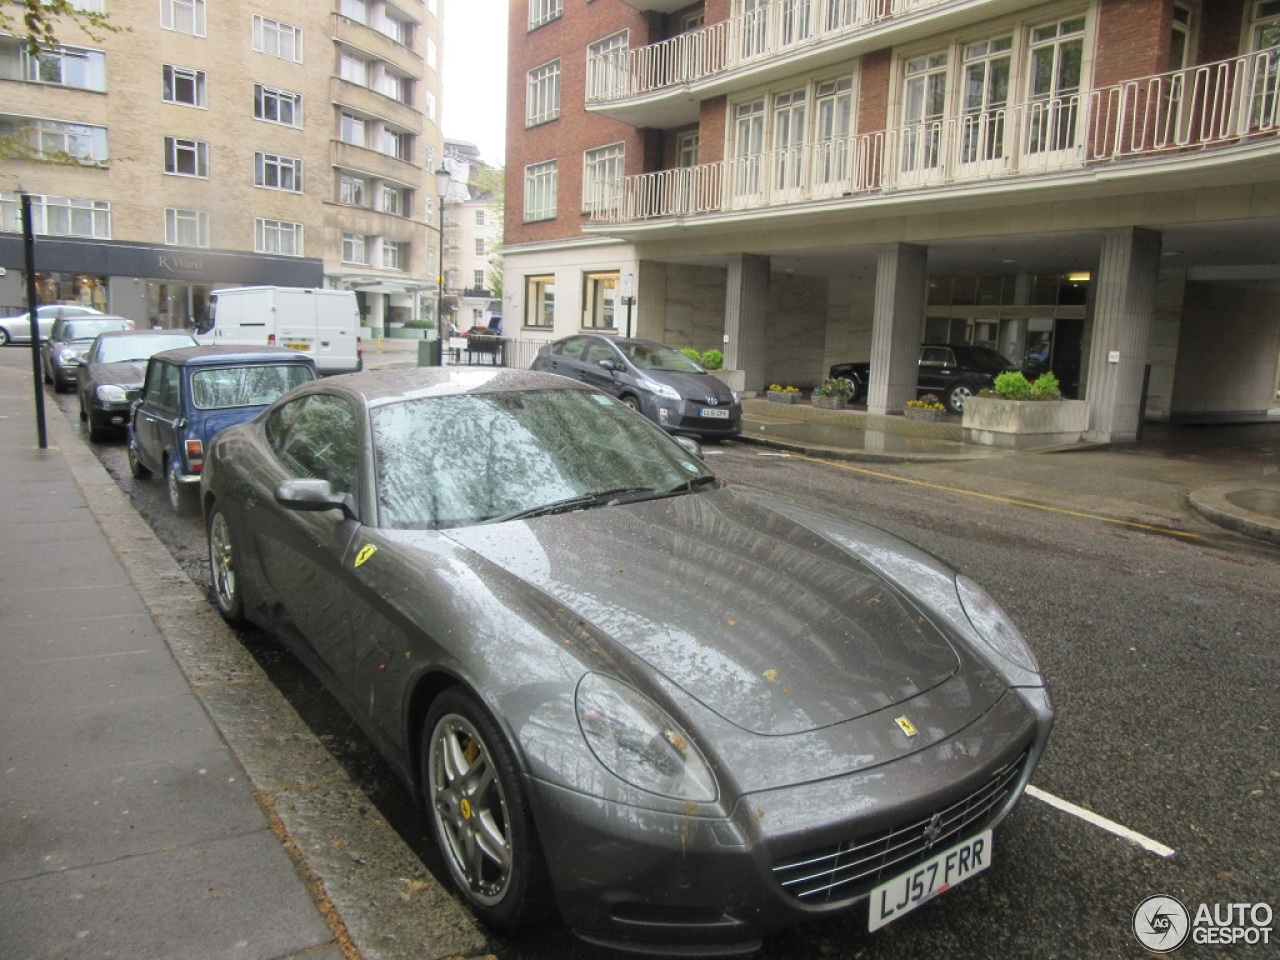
40 376 1279 960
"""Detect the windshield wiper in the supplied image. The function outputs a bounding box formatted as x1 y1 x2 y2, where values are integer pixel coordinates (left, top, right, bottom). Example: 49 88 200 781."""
485 486 656 524
656 474 721 497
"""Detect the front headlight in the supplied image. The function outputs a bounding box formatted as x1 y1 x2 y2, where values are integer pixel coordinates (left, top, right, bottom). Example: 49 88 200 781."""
96 384 128 403
56 347 83 367
638 378 681 401
576 673 717 802
956 575 1041 680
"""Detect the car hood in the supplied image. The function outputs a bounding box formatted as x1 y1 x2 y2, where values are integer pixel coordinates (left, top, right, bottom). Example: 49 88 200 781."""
89 360 147 387
442 487 960 735
642 369 738 405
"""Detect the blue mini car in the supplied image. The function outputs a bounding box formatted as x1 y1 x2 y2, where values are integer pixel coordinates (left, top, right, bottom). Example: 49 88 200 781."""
128 346 317 515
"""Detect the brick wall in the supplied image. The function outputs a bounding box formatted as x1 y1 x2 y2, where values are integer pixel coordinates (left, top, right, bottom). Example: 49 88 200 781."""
1199 1 1248 63
1094 0 1170 88
857 50 891 135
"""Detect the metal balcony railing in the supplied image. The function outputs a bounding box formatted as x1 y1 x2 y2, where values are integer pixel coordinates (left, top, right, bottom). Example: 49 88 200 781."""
586 0 954 103
592 47 1280 225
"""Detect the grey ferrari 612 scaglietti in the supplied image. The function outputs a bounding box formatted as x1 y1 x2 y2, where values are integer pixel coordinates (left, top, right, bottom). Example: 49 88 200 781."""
200 367 1053 954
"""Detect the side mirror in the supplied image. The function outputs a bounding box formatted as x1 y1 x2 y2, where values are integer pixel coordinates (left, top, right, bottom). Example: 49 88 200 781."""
275 479 357 519
673 435 703 459
596 359 618 373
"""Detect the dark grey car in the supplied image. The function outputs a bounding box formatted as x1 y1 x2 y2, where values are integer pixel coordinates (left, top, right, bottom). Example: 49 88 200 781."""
531 334 742 439
200 367 1052 954
76 330 198 440
41 315 133 391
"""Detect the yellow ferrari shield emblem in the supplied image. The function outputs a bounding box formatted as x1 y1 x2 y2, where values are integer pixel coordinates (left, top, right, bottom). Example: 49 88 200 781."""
895 716 919 738
354 545 377 568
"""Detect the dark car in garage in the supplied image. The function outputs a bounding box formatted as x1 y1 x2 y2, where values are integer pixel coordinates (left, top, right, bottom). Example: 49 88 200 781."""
829 343 1021 413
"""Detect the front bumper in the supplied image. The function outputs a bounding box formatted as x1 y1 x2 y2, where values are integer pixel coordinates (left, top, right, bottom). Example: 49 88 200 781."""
528 689 1048 953
645 397 742 438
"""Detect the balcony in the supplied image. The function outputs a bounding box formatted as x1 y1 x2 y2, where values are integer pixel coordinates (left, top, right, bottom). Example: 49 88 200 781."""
331 77 421 132
332 140 420 184
590 48 1280 228
587 0 1024 127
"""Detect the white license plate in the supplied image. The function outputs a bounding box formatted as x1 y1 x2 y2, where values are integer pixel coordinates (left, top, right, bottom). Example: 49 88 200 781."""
868 829 991 932
699 408 730 419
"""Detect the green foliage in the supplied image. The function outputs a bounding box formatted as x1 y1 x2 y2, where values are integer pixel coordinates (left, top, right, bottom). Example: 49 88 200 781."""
992 370 1062 401
814 377 853 398
1 1 122 55
700 349 723 370
680 347 701 363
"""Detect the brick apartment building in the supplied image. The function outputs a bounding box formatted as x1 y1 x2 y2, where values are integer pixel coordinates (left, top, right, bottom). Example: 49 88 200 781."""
0 0 445 334
503 0 1280 441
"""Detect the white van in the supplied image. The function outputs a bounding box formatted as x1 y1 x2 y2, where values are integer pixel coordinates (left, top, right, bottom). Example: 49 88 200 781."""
200 287 362 375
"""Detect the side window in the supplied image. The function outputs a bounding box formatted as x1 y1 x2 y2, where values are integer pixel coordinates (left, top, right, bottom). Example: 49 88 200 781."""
145 362 181 411
581 340 614 366
556 336 588 361
919 348 948 368
266 394 359 497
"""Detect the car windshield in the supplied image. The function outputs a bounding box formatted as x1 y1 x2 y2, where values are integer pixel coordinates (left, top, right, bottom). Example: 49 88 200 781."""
617 341 704 373
96 335 195 364
62 319 130 341
963 346 1018 371
372 388 717 530
191 364 315 410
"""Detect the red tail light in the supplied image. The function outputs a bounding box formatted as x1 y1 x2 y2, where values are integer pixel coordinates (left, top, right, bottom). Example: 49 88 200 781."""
357 335 363 361
185 438 204 474
268 334 277 346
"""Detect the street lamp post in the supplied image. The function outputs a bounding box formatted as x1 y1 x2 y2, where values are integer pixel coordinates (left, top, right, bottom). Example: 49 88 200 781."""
434 165 452 343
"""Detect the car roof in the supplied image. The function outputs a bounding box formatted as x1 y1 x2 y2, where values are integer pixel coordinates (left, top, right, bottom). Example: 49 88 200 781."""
295 366 588 409
96 329 191 340
149 345 317 367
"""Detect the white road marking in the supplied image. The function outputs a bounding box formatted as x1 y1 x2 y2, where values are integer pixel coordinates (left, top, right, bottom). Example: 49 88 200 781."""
1026 785 1176 858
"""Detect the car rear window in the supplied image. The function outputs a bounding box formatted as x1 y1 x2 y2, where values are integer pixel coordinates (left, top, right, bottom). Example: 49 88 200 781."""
191 363 315 410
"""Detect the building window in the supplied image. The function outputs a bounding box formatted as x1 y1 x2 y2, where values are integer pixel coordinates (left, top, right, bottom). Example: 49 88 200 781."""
732 98 765 197
473 270 485 289
340 112 366 146
24 45 106 91
255 152 303 192
427 38 438 69
587 32 628 101
426 90 437 120
381 185 403 214
164 136 208 177
381 128 410 160
1249 1 1280 125
340 0 367 24
381 13 410 45
253 15 302 62
340 174 368 206
677 130 700 167
380 71 410 103
381 239 405 270
525 275 555 327
165 208 209 247
584 272 618 329
21 120 109 164
475 209 485 226
162 0 206 36
256 218 303 256
342 233 369 264
1 193 110 238
583 142 624 213
340 54 368 86
162 64 207 106
527 60 560 126
524 160 557 221
255 84 302 126
529 0 561 29
474 238 486 256
1025 17 1086 155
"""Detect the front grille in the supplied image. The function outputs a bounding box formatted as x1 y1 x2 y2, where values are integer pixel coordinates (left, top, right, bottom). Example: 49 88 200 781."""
772 747 1030 905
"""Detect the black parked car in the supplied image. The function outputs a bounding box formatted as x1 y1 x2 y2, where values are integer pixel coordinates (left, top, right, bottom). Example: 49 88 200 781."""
829 343 1020 413
77 330 199 440
531 334 741 439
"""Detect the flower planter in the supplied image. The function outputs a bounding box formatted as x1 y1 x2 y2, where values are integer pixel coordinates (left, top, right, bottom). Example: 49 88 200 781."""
768 391 800 404
904 407 944 422
962 396 1090 450
811 395 848 410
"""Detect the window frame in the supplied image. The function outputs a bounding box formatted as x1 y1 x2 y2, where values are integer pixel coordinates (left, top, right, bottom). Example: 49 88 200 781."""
527 59 561 127
254 84 303 127
583 271 620 330
582 141 625 213
24 44 106 91
165 207 210 247
164 136 209 178
162 0 207 37
162 64 207 107
524 275 556 328
255 217 304 256
1 192 111 239
255 152 304 192
342 232 369 265
523 160 558 222
253 15 303 62
529 0 562 30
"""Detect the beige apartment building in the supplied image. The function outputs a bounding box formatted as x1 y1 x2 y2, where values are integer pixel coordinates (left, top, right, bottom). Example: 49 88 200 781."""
0 0 444 334
504 0 1280 442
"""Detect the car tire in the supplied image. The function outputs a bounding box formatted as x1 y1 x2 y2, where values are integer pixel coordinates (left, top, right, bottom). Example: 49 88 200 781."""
619 394 641 412
946 383 975 414
166 457 196 517
78 396 88 421
87 414 106 443
127 439 151 480
207 502 245 625
0 328 10 347
423 688 551 932
843 377 863 404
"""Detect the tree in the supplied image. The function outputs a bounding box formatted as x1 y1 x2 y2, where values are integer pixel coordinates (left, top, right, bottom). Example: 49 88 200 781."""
1 1 119 55
472 165 505 299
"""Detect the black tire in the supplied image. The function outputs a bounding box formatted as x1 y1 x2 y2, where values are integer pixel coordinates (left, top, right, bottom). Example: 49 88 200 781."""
87 415 106 443
78 396 88 422
127 438 152 480
423 688 551 931
166 457 197 517
843 376 863 404
946 383 975 414
207 502 245 624
0 327 10 347
619 394 641 412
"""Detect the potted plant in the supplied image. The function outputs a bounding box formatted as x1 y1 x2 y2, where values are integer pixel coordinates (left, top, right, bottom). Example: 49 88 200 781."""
904 393 946 422
767 384 800 403
962 371 1091 449
700 349 724 371
812 377 854 410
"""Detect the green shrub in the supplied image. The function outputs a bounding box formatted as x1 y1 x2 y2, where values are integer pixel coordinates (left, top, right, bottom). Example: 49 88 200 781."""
680 347 702 363
814 377 853 398
1031 371 1061 399
700 349 724 370
991 369 1062 401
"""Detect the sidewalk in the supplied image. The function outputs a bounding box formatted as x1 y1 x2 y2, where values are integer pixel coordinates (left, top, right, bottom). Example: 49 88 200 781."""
0 356 485 960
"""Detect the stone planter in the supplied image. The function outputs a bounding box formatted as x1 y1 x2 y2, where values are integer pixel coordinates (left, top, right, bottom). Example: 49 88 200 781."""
904 406 944 422
767 391 800 404
811 394 848 410
386 326 426 340
711 368 745 393
962 396 1090 450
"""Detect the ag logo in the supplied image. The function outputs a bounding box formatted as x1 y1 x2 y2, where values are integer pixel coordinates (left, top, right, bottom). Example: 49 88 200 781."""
1133 895 1190 952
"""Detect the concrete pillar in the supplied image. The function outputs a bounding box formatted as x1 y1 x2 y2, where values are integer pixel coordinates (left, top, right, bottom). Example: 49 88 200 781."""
1084 228 1162 442
725 253 769 393
867 243 928 414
